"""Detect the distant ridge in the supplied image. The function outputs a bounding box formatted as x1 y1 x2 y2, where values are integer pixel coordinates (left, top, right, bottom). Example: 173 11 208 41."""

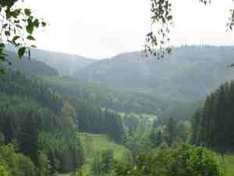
4 51 59 77
75 46 234 102
5 45 97 76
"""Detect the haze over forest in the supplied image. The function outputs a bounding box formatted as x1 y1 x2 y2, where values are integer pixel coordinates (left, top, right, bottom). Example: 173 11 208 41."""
1 0 234 176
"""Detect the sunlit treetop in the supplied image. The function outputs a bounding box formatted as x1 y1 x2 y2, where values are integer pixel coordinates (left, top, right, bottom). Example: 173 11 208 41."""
0 0 46 74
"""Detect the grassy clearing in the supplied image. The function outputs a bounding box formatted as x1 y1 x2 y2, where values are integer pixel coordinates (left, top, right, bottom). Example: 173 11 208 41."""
79 133 131 175
222 155 234 176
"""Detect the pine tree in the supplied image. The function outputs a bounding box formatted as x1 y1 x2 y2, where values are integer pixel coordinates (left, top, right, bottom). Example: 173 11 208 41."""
165 117 177 146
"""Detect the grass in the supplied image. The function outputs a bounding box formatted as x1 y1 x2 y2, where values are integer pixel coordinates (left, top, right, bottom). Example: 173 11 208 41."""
79 133 131 175
222 155 234 176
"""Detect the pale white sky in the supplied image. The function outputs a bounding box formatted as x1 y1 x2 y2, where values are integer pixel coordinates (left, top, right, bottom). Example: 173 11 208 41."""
24 0 234 59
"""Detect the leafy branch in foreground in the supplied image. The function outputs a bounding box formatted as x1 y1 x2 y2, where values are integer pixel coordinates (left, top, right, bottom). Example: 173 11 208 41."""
0 0 46 73
146 0 233 58
145 0 173 58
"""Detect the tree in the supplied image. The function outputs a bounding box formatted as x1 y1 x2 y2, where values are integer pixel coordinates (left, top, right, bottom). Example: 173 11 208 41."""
18 112 39 163
0 144 37 176
60 101 77 130
0 70 85 173
149 129 163 147
165 117 177 146
37 152 49 176
91 150 114 176
0 161 9 176
192 81 234 153
191 109 203 145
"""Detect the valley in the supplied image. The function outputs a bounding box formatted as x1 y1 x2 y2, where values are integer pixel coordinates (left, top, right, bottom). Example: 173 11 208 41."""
1 46 234 176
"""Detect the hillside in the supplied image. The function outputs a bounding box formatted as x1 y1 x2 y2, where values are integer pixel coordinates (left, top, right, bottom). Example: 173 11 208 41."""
75 46 234 102
31 49 96 76
42 76 198 119
5 46 234 120
4 51 58 77
0 69 126 175
5 45 96 76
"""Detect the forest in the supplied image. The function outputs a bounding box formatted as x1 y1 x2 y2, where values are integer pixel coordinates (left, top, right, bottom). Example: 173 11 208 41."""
0 68 125 175
0 46 233 176
1 0 234 176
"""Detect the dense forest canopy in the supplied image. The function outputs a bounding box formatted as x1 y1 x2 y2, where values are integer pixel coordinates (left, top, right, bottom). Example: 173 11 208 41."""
0 68 127 175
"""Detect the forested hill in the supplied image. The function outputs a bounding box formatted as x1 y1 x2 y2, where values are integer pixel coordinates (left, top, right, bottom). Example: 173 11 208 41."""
5 45 96 76
0 70 125 174
30 49 96 76
4 51 58 77
6 45 234 104
75 46 234 102
4 45 234 120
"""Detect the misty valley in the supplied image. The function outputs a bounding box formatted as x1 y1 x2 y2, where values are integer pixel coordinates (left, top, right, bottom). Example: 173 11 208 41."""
0 46 233 176
2 0 234 175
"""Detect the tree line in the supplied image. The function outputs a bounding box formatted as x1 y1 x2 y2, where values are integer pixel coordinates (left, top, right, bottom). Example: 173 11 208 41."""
192 81 234 154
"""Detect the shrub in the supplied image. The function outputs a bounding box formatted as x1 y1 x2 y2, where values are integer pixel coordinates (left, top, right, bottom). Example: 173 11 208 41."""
113 144 223 176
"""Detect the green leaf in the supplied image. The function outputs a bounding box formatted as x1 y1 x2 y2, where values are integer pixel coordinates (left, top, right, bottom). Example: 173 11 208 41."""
26 24 34 34
2 23 8 29
41 21 47 27
0 56 5 61
27 35 35 41
16 24 23 29
0 68 5 75
12 36 20 42
24 8 31 16
167 15 173 21
33 19 39 28
0 0 17 8
18 47 26 59
10 9 21 18
0 43 5 49
4 31 10 36
14 20 20 23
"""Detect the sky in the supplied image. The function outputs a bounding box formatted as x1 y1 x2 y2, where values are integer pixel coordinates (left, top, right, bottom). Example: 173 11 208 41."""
24 0 234 59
